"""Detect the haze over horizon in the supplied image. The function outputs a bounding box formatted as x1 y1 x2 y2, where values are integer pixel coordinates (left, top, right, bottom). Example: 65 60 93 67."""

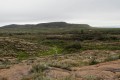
0 0 120 27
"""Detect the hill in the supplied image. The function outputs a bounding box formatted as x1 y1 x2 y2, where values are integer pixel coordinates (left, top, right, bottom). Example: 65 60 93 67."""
2 22 91 28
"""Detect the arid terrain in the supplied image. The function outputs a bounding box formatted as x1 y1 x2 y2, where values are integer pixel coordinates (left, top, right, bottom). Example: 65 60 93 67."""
0 51 120 80
0 22 120 80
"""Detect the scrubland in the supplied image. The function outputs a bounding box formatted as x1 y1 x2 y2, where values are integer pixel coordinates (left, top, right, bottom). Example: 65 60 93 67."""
0 23 120 80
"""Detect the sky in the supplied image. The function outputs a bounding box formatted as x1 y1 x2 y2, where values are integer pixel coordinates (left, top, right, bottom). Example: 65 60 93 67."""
0 0 120 27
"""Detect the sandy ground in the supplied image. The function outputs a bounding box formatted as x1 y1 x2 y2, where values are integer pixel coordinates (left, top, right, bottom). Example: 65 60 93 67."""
0 59 120 80
0 63 31 80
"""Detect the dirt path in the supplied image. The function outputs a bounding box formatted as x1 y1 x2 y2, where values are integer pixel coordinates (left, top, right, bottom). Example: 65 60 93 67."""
0 63 31 80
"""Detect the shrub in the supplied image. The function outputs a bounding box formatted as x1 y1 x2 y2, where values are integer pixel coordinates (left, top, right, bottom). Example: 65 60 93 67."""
105 54 120 62
41 40 66 47
24 63 50 80
48 61 71 71
39 46 62 56
30 63 49 73
64 42 82 53
89 57 98 65
17 51 29 60
0 59 11 69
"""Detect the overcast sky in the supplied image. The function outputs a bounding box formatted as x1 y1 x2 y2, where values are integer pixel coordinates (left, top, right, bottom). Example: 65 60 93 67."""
0 0 120 27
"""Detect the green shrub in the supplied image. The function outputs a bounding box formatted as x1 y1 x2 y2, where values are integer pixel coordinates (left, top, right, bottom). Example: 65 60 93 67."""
41 40 66 47
64 42 82 53
17 51 29 60
39 46 62 56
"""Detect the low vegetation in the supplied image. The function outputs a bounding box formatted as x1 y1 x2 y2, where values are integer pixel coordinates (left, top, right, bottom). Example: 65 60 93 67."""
0 22 120 80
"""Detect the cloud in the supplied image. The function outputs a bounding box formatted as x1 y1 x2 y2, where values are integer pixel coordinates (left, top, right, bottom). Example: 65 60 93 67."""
0 0 120 27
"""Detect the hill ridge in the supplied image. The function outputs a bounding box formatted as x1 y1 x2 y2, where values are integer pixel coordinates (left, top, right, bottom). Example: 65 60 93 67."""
2 22 91 28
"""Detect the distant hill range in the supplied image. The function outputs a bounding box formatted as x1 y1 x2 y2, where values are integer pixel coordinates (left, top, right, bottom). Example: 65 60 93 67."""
2 22 91 28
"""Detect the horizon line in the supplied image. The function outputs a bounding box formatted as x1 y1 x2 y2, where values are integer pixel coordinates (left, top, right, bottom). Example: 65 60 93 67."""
0 21 120 28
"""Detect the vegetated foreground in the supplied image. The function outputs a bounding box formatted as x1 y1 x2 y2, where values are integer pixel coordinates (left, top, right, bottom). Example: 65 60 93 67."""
0 22 120 80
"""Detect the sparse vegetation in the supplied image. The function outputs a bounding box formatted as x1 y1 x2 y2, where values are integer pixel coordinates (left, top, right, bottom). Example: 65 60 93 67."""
82 75 103 80
104 54 120 62
0 22 119 80
30 63 49 73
